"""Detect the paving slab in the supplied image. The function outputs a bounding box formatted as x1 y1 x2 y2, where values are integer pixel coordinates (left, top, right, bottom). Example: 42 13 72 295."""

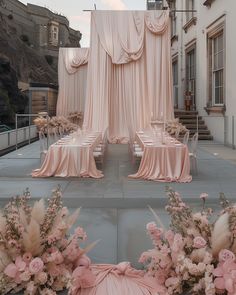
1 141 236 266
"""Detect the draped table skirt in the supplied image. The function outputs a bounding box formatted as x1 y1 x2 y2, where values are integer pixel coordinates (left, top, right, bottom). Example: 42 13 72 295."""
32 133 103 178
129 132 192 182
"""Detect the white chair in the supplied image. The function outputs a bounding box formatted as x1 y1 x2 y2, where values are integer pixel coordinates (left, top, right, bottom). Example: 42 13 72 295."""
130 140 143 164
39 131 47 164
175 126 180 140
189 133 198 174
182 130 190 145
93 148 104 165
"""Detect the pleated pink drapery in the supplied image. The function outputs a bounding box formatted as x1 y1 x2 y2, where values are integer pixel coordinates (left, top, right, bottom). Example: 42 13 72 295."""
83 10 174 143
57 48 89 116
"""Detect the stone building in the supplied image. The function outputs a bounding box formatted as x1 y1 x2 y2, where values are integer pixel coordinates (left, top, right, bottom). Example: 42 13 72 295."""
147 0 236 145
0 0 81 61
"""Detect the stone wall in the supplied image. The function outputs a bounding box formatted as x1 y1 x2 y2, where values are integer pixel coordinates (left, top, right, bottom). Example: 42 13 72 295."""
0 0 81 61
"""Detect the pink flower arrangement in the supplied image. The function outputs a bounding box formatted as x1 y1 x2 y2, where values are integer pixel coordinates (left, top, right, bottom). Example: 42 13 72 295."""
0 187 94 295
140 188 236 295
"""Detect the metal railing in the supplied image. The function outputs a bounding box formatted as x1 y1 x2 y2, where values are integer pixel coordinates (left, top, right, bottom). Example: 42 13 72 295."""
15 113 49 150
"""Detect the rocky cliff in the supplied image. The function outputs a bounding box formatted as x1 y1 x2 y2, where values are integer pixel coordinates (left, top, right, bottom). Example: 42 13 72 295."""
0 55 28 128
0 9 58 127
0 13 57 84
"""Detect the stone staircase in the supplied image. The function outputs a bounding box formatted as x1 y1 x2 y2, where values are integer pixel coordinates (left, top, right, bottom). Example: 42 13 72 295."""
174 110 213 140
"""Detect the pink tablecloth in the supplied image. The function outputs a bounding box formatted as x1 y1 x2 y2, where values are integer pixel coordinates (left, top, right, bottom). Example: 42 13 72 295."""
72 263 158 295
32 132 103 178
129 132 192 182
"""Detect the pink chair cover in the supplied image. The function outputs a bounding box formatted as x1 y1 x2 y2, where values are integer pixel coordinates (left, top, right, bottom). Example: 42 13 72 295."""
74 263 158 295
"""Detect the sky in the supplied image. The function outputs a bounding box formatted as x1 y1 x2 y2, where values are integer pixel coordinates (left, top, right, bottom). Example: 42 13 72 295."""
19 0 146 47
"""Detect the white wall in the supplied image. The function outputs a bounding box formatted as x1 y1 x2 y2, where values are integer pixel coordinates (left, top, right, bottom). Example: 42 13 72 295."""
172 0 236 145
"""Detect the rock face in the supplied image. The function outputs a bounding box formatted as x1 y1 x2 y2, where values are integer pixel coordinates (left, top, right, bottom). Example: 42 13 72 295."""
0 55 28 128
0 13 57 84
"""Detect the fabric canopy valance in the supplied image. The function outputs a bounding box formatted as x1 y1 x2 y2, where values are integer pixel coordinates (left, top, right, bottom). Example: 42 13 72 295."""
93 10 169 65
83 10 174 143
56 48 89 116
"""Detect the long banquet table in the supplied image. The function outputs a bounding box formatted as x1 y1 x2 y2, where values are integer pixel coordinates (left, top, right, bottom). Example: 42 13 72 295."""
129 130 192 182
32 131 103 178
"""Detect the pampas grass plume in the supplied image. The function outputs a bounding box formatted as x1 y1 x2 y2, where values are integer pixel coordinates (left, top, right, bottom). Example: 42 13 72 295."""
31 199 45 225
212 212 231 257
22 219 43 256
0 212 6 235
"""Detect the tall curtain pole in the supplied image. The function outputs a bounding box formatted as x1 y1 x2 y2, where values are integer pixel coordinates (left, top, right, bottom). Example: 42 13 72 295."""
83 9 197 12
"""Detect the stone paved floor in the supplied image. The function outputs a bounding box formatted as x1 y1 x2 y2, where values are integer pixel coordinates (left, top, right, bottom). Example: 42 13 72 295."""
0 141 236 265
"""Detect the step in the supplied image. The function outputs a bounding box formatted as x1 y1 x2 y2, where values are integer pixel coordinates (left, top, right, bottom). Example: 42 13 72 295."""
176 115 202 119
189 130 211 134
183 124 208 129
180 120 205 125
174 110 198 115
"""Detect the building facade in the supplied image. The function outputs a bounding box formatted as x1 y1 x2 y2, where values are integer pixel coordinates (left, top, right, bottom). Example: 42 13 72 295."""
0 0 81 60
147 0 236 145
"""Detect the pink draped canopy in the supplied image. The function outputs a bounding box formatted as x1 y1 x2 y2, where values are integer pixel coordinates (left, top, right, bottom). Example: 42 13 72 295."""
83 10 174 143
57 48 89 116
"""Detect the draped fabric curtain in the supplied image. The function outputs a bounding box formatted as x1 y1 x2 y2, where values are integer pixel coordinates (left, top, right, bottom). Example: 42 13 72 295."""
83 10 174 143
56 48 89 116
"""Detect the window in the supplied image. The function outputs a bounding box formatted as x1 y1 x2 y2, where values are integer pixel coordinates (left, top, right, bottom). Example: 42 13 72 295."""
147 0 163 10
212 33 224 105
172 59 178 108
207 25 225 108
186 47 196 108
186 0 195 22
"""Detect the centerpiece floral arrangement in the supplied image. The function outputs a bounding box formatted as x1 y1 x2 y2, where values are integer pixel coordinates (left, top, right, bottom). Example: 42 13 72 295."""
165 119 188 136
140 188 236 295
0 187 94 295
34 116 79 135
67 112 83 127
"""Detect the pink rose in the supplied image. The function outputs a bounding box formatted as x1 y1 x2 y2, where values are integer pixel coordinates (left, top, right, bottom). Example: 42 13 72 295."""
219 249 235 262
15 256 26 271
4 263 18 278
200 193 208 200
165 230 174 245
76 255 91 268
19 270 31 281
75 227 87 240
29 257 44 274
72 268 96 289
48 263 61 277
4 256 26 281
193 236 207 249
146 222 157 232
25 281 37 295
165 277 179 288
35 271 48 285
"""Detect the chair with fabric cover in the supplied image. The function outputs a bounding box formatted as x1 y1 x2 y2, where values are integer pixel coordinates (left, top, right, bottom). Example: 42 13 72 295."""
189 132 198 174
39 131 47 164
182 130 190 145
175 126 181 140
130 139 143 164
